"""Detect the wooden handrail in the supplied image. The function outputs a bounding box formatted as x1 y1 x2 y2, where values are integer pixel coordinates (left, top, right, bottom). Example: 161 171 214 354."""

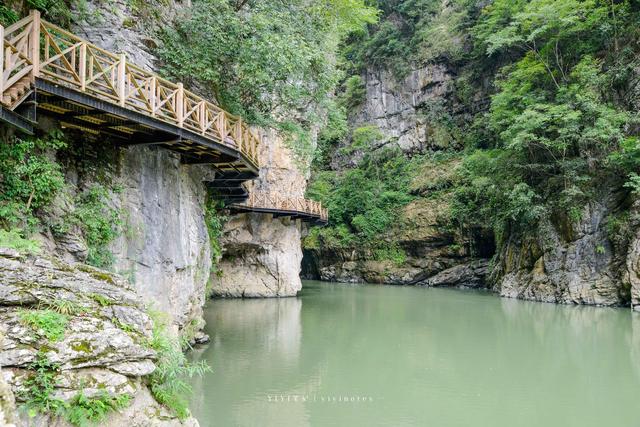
1 10 260 168
233 191 328 221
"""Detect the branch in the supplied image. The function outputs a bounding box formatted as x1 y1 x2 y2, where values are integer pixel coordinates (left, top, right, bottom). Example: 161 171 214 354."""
528 41 560 90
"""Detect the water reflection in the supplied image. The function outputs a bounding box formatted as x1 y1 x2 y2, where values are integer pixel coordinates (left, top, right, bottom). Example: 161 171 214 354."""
189 297 307 426
632 314 640 381
189 282 640 427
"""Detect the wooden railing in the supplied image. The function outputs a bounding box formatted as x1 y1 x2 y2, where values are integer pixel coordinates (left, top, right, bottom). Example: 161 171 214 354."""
1 10 259 167
232 191 328 222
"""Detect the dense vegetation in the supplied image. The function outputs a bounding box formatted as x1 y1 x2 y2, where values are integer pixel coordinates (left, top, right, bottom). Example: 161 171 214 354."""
158 0 377 161
308 0 640 259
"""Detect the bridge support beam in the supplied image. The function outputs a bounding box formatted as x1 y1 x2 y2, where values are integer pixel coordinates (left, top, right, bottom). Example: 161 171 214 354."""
0 105 34 135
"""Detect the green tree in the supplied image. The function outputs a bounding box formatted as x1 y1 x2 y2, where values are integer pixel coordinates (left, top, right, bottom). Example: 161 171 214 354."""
159 0 377 150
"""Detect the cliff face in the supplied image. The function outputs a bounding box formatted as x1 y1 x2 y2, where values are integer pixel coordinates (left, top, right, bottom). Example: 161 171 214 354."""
0 251 195 426
492 191 632 306
212 130 308 297
307 63 489 287
625 204 640 311
110 147 212 329
332 64 454 169
313 57 639 309
64 0 210 328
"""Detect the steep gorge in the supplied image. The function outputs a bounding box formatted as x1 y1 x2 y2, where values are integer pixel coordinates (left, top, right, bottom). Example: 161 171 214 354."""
1 0 640 425
304 0 640 311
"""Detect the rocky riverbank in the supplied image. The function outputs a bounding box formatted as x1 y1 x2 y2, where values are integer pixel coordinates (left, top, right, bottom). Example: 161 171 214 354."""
0 250 198 426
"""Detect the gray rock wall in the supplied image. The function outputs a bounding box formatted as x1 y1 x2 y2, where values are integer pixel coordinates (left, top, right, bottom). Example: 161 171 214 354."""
353 65 452 151
72 0 308 300
492 191 636 308
321 60 640 309
0 252 197 426
212 130 307 298
111 147 212 328
332 64 453 169
68 0 211 326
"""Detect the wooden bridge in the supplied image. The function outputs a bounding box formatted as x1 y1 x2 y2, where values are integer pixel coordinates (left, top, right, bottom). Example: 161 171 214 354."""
227 191 328 225
1 10 327 225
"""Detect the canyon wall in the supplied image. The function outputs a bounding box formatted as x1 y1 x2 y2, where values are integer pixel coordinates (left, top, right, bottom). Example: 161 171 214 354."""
212 129 308 298
307 63 489 288
312 60 639 309
0 251 197 426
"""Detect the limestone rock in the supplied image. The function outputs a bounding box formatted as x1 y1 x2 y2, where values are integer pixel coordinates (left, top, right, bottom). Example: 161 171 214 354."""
213 129 308 298
214 214 303 297
304 189 464 285
0 253 198 426
419 259 489 288
0 332 18 427
492 195 628 306
332 64 454 169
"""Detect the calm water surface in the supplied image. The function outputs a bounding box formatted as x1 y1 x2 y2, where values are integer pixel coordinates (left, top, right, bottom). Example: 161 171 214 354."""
188 281 640 427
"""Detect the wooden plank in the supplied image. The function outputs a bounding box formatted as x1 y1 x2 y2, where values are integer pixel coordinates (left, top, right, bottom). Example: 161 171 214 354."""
176 82 183 127
4 15 33 35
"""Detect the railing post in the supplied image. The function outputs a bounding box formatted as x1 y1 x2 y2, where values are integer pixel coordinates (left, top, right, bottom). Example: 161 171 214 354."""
30 10 40 81
199 101 206 135
220 113 225 141
79 43 86 91
176 83 184 127
0 25 4 96
118 53 126 106
149 76 156 116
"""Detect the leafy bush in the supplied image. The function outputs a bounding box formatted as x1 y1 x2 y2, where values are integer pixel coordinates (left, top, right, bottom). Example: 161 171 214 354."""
147 309 210 420
0 132 66 232
0 228 41 253
447 1 636 249
343 0 474 76
342 75 367 109
75 185 122 268
306 148 417 249
158 0 377 155
26 0 79 26
19 310 68 342
624 173 640 196
20 353 131 426
20 352 65 418
63 391 131 427
0 4 19 25
204 197 225 273
373 245 407 265
313 100 349 169
351 125 383 150
54 184 123 268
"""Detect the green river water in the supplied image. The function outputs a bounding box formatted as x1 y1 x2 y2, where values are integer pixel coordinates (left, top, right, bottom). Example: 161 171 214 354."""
187 280 640 427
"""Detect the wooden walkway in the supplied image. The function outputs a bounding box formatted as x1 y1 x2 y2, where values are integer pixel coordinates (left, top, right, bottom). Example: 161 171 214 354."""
1 10 327 226
227 191 328 225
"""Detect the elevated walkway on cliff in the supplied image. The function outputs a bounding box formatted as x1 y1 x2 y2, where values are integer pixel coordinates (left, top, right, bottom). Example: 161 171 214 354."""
226 191 328 225
1 10 327 226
